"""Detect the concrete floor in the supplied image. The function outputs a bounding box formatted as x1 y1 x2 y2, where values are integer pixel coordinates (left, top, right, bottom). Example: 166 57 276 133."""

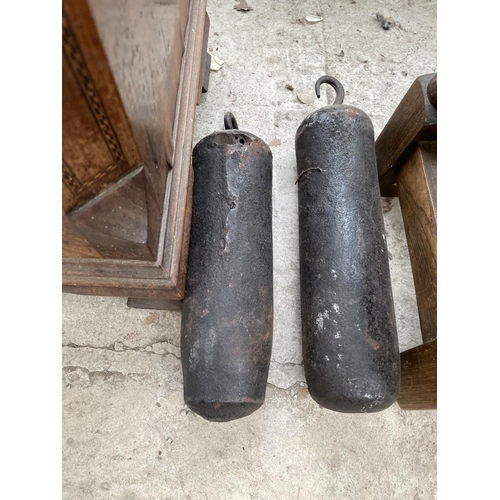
62 1 437 498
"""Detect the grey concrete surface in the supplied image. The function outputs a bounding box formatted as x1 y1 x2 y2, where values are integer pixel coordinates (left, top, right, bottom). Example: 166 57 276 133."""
62 1 437 498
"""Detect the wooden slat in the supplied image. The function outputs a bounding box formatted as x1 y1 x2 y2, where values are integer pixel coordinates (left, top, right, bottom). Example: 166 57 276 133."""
197 13 210 104
398 340 437 410
397 142 437 343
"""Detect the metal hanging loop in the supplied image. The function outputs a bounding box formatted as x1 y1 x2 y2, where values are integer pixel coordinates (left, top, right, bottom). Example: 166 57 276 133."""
224 112 239 130
315 76 345 105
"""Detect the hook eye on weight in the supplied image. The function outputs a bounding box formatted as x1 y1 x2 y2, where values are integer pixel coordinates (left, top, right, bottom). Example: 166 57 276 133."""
224 112 239 130
315 76 345 105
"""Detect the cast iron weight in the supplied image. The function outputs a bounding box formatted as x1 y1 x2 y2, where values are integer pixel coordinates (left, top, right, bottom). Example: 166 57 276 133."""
181 112 273 422
295 76 401 413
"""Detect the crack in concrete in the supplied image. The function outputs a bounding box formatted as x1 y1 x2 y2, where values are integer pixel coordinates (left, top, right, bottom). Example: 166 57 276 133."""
62 365 153 385
267 381 307 392
266 382 288 391
62 342 181 360
62 365 298 393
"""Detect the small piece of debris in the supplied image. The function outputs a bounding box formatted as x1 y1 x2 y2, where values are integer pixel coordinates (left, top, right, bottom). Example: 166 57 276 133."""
357 55 368 63
114 342 125 351
144 312 159 325
158 450 162 456
338 50 345 58
376 13 391 30
305 15 323 24
234 0 253 12
388 251 393 261
156 402 161 407
214 32 219 36
382 197 393 213
402 71 408 76
297 90 315 104
210 54 225 71
268 138 282 147
166 437 174 444
285 84 294 91
123 331 139 341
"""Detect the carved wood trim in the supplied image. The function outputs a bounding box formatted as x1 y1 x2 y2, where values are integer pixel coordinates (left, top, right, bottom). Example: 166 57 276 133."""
63 9 127 165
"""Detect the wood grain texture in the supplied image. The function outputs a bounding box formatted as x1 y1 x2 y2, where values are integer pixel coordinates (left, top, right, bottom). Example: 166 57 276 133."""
63 217 102 258
63 0 208 301
62 0 142 213
87 0 188 168
398 340 437 410
397 142 437 343
68 167 155 260
85 0 191 259
375 73 437 197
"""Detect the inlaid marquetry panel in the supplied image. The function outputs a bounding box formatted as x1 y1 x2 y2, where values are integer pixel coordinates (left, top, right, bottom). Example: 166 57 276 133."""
62 0 142 214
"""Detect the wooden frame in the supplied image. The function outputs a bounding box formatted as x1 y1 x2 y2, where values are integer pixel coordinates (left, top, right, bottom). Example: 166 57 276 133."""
376 74 437 410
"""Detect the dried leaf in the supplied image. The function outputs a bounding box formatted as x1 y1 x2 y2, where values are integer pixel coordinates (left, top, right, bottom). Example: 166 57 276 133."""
305 15 323 23
234 0 253 12
268 138 282 147
210 54 225 72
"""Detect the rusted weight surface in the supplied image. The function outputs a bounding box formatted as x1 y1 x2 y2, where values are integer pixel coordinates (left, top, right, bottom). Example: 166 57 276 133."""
181 113 273 422
295 76 400 413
